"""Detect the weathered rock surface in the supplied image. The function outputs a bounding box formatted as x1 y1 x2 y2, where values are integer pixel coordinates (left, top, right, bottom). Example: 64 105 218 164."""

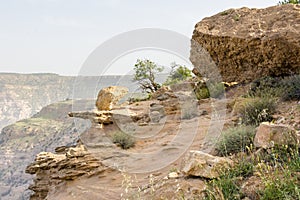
191 5 300 83
68 110 113 125
68 109 138 127
0 100 92 200
96 86 128 111
181 150 233 179
254 122 297 149
25 142 109 200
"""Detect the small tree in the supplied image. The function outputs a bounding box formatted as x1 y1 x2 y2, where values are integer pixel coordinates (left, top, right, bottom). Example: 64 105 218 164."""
164 63 192 85
278 0 299 4
133 59 164 93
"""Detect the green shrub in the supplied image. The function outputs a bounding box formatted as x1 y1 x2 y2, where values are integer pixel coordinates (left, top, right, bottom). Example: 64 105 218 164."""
204 159 254 200
248 76 283 98
260 176 300 200
216 126 256 156
239 97 276 126
255 145 300 199
194 82 225 100
278 0 299 5
248 75 300 101
164 64 192 86
112 131 135 149
206 175 241 200
280 75 300 101
208 82 225 98
194 86 210 99
206 144 300 200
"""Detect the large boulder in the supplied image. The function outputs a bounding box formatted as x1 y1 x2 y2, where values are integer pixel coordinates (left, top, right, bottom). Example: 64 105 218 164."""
181 150 233 179
254 122 297 149
190 5 300 83
96 86 128 111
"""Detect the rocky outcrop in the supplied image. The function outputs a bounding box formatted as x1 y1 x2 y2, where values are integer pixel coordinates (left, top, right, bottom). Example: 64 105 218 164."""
25 142 110 200
95 86 128 111
0 100 93 200
68 110 113 125
191 5 300 83
68 109 138 127
254 122 297 149
181 150 233 179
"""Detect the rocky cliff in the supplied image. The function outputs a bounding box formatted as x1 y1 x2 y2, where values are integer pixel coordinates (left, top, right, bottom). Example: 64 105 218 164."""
190 4 300 83
0 100 93 200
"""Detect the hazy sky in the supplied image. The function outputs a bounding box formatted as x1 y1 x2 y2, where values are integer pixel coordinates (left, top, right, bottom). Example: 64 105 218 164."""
0 0 278 75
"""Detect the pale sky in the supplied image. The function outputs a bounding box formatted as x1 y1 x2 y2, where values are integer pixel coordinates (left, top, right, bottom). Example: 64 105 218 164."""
0 0 279 75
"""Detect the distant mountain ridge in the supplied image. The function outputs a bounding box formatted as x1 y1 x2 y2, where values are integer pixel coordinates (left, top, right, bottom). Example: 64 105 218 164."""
0 73 146 131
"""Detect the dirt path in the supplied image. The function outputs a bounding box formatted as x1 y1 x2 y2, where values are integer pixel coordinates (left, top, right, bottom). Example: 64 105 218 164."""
46 98 229 199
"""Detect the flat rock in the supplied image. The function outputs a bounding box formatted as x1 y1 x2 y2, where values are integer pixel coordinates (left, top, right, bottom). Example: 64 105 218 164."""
181 150 233 179
254 122 297 149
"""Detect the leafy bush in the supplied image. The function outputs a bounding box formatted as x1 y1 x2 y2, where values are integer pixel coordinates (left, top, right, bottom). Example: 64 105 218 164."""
239 97 276 126
216 126 256 156
164 64 192 85
112 131 135 149
278 0 299 4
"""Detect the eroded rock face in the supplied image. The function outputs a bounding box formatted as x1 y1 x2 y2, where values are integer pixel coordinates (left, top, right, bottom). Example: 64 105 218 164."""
96 86 128 111
191 5 300 83
181 150 233 179
254 122 297 149
25 142 108 200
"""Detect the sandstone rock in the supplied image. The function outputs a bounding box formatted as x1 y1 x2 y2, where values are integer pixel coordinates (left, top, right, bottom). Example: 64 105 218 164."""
191 5 300 83
25 142 107 199
68 110 113 124
254 122 297 149
168 172 179 179
181 150 233 179
96 86 128 111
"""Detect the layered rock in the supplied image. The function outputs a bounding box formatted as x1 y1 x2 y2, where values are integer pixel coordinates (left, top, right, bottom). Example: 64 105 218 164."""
191 5 300 83
25 142 109 200
181 150 233 179
96 86 128 111
68 110 113 125
68 109 138 127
